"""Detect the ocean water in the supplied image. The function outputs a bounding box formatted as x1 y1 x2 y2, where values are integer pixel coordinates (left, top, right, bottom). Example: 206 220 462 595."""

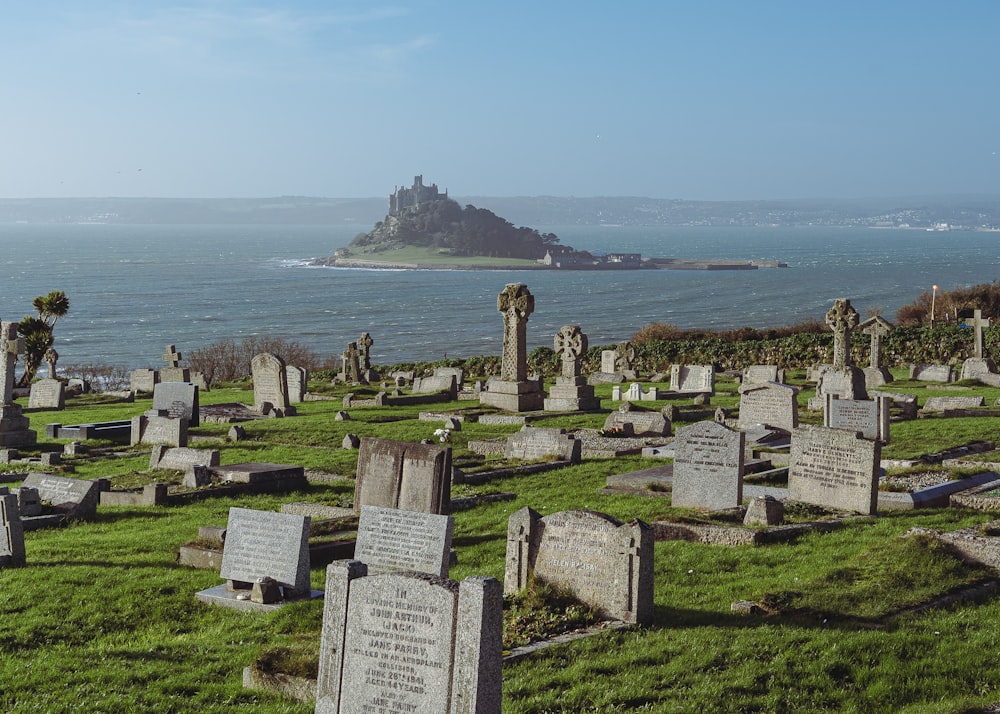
0 223 997 369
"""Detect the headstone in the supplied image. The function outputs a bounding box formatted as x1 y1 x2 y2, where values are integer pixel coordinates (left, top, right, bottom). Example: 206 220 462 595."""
13 486 42 516
341 342 362 384
787 425 880 515
602 409 670 436
44 347 58 379
922 395 986 412
544 325 600 411
859 315 894 387
600 350 618 374
355 505 454 578
742 365 784 385
613 341 636 374
315 563 502 714
28 378 65 410
21 473 100 520
160 344 191 383
358 331 374 373
433 366 464 388
737 382 799 432
152 382 199 426
743 495 784 526
960 309 998 381
130 413 188 447
0 493 26 568
813 299 868 405
671 421 745 510
285 366 308 403
251 352 294 416
218 507 311 597
504 507 653 625
130 368 159 393
503 426 582 463
149 445 220 470
0 322 36 447
909 364 955 383
824 394 891 442
969 309 992 360
670 364 715 394
355 438 452 515
412 373 458 397
479 284 544 412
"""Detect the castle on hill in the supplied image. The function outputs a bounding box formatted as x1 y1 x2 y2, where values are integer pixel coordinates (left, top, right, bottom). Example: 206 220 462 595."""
388 175 448 216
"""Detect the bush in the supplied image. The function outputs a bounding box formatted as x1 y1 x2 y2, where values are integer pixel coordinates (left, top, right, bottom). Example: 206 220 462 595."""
187 336 331 384
62 363 131 392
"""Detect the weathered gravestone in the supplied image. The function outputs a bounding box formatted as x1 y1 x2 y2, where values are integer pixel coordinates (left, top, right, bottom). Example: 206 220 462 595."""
788 425 880 515
355 438 452 515
480 283 544 412
149 445 220 471
859 315 894 387
251 352 295 416
130 411 188 447
603 408 670 436
152 381 199 426
355 505 453 578
285 366 308 403
737 381 799 432
503 426 582 463
315 563 502 714
921 395 987 412
670 364 714 395
412 373 458 397
909 363 955 383
824 394 891 442
130 368 159 393
742 365 785 386
611 382 662 402
28 378 65 410
0 493 26 568
340 342 362 384
160 344 192 383
810 299 868 409
357 331 376 382
0 322 36 447
21 473 100 520
671 421 745 511
196 507 317 611
960 309 999 382
504 507 653 625
544 325 600 411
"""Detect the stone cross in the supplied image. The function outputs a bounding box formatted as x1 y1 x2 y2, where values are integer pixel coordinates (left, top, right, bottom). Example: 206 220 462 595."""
554 325 588 378
162 344 182 368
0 322 24 406
45 347 59 379
358 332 374 370
614 341 635 372
825 298 860 370
342 342 360 383
970 309 991 359
497 283 534 382
860 315 892 369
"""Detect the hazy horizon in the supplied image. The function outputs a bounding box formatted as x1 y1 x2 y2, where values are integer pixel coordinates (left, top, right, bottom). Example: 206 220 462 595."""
5 2 1000 201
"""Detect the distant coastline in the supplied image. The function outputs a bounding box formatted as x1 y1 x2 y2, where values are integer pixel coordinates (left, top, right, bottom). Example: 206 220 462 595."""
316 256 789 271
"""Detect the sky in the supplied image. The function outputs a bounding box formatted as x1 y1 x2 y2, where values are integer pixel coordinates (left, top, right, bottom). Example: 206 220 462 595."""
3 1 999 200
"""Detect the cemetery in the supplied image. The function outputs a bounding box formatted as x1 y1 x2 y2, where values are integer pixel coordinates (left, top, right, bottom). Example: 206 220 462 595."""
8 296 1000 712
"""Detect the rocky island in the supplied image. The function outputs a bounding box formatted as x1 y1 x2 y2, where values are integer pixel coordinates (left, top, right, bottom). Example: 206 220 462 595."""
312 176 787 270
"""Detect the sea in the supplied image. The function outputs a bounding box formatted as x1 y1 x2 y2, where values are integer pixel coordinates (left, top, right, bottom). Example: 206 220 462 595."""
1 222 997 370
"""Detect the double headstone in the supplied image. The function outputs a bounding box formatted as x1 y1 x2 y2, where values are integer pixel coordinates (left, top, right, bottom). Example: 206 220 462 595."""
355 438 452 515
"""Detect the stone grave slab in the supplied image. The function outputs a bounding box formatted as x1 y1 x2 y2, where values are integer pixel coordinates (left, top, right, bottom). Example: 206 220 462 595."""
21 473 100 520
316 564 501 714
504 507 653 625
788 426 880 515
355 438 451 515
129 368 159 393
603 409 670 437
922 396 986 412
742 365 784 385
209 462 305 485
0 493 26 567
149 445 220 471
824 394 891 442
28 378 64 410
738 382 799 432
670 364 715 394
355 505 453 578
671 421 745 511
503 426 581 463
909 364 955 383
152 381 199 426
412 373 457 396
130 413 188 447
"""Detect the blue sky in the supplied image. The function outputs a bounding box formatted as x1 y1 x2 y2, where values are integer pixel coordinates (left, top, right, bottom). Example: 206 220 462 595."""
3 1 999 200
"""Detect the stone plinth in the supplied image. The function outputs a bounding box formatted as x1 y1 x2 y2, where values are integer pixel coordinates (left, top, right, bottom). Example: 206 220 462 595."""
480 378 544 412
543 376 600 411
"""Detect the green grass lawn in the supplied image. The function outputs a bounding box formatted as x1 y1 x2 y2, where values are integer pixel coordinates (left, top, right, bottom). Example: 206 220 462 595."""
340 245 542 267
4 375 1000 712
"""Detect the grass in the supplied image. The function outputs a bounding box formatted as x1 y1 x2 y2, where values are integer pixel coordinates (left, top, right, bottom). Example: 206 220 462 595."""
340 244 542 267
6 375 1000 711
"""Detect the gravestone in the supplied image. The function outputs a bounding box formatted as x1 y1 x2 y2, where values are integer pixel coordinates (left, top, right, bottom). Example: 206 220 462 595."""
737 382 799 432
504 507 653 625
251 352 294 416
196 507 316 610
960 309 998 382
152 382 199 426
355 438 451 515
544 325 600 411
285 365 308 403
354 505 453 578
130 412 188 447
824 394 890 442
160 344 191 383
340 342 362 384
149 445 220 471
130 368 159 393
479 284 544 412
21 473 100 520
357 331 375 382
412 373 458 397
433 366 464 388
812 299 868 407
612 382 662 402
0 322 36 447
28 378 65 410
922 395 986 412
603 409 670 436
788 425 880 515
909 363 955 383
0 493 26 568
742 365 784 386
671 421 745 511
859 315 894 387
315 563 502 714
670 364 715 395
503 426 582 463
44 347 58 379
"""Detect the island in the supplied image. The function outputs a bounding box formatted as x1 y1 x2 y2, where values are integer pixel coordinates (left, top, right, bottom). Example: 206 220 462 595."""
311 176 788 270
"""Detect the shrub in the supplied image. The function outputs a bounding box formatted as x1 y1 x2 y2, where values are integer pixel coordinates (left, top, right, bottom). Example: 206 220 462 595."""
187 336 331 384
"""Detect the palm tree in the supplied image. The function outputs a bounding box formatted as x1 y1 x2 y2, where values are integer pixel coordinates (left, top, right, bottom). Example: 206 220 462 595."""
18 291 70 386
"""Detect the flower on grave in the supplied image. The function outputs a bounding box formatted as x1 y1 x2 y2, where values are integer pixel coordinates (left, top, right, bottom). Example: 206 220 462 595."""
433 428 451 443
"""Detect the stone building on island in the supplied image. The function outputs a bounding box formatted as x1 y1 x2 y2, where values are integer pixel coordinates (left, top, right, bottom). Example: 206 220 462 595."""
388 175 448 216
